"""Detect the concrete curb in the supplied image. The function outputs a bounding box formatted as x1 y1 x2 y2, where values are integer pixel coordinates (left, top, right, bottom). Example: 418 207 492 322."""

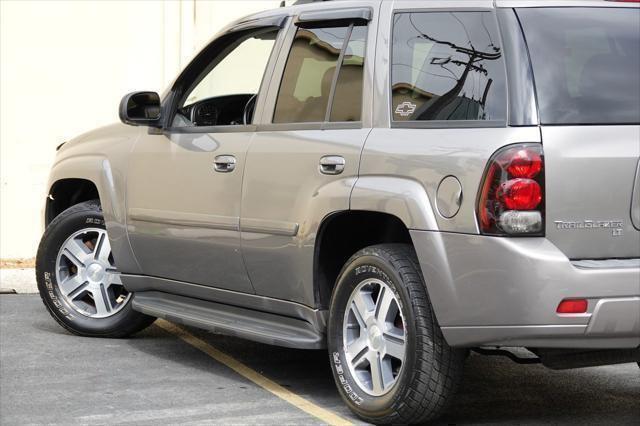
0 268 38 294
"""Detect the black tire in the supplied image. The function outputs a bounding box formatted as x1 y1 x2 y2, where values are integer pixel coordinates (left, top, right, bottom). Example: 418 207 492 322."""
327 244 465 424
36 200 155 337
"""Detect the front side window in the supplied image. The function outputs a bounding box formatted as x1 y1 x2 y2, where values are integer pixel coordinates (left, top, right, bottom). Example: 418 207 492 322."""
174 29 278 127
273 24 366 123
391 12 506 123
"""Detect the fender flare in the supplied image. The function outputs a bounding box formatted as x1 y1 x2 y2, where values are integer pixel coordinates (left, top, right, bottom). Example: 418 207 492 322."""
47 155 141 274
350 176 439 231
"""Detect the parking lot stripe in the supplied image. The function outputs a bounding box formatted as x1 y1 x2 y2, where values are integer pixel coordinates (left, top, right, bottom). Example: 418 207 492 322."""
156 319 354 426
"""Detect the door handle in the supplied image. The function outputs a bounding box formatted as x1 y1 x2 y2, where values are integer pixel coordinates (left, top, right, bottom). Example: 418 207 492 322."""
319 155 345 175
213 155 236 173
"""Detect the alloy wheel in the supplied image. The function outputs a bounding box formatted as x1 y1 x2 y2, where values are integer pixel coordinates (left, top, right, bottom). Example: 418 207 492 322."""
342 278 406 396
55 228 129 318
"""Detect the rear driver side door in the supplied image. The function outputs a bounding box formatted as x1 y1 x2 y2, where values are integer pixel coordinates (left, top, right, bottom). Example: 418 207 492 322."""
240 7 376 307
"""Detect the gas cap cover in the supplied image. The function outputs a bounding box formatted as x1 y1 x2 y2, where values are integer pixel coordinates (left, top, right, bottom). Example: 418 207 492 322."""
436 176 463 219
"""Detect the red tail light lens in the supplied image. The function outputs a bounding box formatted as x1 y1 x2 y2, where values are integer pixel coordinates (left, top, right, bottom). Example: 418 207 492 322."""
477 144 545 236
499 148 542 179
497 179 542 210
557 299 588 314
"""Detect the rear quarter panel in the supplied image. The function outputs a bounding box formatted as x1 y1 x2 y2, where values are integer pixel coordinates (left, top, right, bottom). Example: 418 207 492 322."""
368 0 540 233
359 126 541 233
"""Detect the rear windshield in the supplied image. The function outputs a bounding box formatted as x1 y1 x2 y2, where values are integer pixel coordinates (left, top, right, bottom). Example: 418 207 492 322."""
517 8 640 125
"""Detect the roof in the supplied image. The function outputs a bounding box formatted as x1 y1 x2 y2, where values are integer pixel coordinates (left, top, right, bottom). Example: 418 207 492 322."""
228 0 638 34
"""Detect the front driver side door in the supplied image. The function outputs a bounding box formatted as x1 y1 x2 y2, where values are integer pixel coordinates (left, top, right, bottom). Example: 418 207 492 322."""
126 20 285 293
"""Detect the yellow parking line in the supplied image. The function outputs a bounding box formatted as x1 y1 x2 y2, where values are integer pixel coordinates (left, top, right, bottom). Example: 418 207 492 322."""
155 319 354 426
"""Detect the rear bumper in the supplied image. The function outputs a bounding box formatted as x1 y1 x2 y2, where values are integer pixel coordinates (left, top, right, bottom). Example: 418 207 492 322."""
410 231 640 349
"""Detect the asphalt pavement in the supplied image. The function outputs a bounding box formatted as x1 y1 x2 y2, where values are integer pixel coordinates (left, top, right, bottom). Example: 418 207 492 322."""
1 294 638 425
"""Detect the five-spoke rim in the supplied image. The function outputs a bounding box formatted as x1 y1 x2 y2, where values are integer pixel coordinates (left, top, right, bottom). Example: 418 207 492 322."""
55 228 130 318
342 278 406 396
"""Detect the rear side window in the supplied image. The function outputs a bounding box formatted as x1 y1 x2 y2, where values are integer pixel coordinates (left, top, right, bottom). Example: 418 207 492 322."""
391 12 506 123
517 8 640 125
273 24 366 123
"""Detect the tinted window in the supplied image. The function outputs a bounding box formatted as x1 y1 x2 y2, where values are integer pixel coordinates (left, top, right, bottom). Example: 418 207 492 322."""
184 31 277 108
518 8 640 125
273 25 366 123
330 26 366 122
391 12 506 122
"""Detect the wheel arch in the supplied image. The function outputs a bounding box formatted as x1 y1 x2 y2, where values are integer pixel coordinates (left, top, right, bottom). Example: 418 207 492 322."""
45 155 140 274
46 155 118 223
314 177 440 309
46 178 100 226
314 210 413 309
349 176 439 231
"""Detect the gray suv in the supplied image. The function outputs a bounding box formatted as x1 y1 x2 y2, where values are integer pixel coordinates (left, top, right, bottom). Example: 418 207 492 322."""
37 0 640 423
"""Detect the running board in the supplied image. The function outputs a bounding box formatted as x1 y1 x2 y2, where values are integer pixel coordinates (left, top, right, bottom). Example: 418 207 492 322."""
132 291 325 349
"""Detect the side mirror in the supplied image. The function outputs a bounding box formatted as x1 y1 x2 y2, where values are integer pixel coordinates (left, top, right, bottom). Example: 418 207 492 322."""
119 91 161 127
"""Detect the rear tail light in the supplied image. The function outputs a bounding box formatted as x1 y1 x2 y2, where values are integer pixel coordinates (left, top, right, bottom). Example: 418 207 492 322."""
477 144 545 236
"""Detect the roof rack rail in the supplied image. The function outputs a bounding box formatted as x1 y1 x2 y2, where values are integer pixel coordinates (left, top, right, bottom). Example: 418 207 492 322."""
293 0 332 5
279 0 336 8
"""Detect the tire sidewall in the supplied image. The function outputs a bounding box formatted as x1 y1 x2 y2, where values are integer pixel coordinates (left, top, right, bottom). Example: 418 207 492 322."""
36 204 136 335
327 252 418 419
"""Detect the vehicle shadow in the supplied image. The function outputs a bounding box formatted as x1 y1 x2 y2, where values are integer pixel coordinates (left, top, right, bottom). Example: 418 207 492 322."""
438 353 640 425
29 314 640 425
130 323 340 396
128 323 639 425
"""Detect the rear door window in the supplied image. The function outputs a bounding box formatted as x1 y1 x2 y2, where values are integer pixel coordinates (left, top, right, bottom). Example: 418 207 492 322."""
391 12 507 123
517 8 640 125
273 23 366 123
330 26 367 122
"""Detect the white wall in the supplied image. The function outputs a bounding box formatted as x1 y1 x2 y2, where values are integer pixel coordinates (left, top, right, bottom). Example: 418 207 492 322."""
0 0 283 259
